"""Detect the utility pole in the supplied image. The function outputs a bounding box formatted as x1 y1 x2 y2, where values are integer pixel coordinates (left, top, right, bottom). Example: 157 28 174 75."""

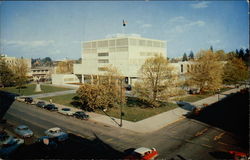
120 78 123 127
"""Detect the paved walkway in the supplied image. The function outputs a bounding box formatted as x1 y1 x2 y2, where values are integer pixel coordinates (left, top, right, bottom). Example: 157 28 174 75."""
30 86 245 133
30 90 76 99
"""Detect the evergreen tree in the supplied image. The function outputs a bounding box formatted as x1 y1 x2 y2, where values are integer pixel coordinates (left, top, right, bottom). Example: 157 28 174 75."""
188 51 194 60
210 46 213 52
182 53 188 61
239 48 245 59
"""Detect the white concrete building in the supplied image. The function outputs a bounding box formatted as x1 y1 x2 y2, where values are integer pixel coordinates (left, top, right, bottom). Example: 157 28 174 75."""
51 74 79 85
74 34 167 85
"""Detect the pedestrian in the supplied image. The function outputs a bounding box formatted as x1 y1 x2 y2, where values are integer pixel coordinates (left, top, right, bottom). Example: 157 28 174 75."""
49 98 53 104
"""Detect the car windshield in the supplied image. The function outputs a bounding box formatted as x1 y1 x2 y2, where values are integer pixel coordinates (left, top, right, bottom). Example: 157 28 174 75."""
62 108 70 111
50 129 61 133
19 127 28 130
78 112 85 115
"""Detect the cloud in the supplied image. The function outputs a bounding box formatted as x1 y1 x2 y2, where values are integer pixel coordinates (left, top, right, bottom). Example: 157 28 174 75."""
1 40 55 48
167 16 205 33
141 24 152 28
169 16 187 23
191 1 209 9
207 40 221 44
170 20 205 33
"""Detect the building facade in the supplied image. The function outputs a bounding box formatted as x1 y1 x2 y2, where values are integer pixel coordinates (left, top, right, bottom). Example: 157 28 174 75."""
74 35 167 85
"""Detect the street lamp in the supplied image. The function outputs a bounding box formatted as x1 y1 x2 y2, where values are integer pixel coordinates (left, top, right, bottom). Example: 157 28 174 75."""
217 88 220 101
120 78 123 127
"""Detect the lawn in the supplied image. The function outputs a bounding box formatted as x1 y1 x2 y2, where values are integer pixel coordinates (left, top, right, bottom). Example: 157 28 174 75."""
173 87 232 102
0 84 72 96
40 94 178 122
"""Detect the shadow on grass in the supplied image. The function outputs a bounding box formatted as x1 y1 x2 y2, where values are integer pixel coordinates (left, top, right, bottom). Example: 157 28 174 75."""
16 86 27 89
10 133 125 159
185 90 249 150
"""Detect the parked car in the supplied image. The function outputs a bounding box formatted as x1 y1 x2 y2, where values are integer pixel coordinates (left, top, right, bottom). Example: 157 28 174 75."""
44 127 68 141
15 96 26 102
14 125 33 138
44 104 58 111
124 147 158 160
73 111 89 120
58 108 75 116
25 97 34 104
36 101 46 108
0 131 24 158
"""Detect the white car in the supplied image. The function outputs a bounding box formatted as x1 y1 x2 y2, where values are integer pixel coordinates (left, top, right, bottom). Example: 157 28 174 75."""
58 108 75 116
44 127 68 141
15 96 26 102
14 125 33 138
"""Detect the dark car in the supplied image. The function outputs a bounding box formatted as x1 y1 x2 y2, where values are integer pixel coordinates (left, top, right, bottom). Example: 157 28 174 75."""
44 104 58 111
36 101 46 108
25 97 33 104
73 111 89 120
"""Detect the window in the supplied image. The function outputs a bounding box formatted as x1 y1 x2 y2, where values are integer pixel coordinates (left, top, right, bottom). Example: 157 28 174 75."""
98 67 107 71
116 38 128 46
139 40 146 46
181 64 183 73
109 40 115 47
97 40 108 47
129 39 137 46
116 47 128 52
147 40 152 47
98 59 109 63
98 52 109 56
84 42 92 49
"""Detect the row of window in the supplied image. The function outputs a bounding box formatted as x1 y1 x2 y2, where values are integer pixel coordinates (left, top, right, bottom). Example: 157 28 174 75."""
140 52 161 56
84 38 165 49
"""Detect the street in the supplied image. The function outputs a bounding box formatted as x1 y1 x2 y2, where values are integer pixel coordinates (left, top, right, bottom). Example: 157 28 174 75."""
1 90 248 159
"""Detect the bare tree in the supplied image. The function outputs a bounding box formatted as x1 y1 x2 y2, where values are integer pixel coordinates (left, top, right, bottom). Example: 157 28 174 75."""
133 55 179 107
56 61 73 74
186 49 224 93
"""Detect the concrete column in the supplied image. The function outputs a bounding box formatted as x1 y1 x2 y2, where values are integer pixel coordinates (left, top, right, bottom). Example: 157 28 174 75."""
97 75 100 85
81 74 84 84
91 75 93 84
128 77 132 85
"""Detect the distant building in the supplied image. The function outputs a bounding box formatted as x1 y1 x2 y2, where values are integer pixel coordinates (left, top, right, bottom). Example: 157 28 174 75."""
74 34 167 85
31 67 55 81
0 54 31 69
0 54 32 77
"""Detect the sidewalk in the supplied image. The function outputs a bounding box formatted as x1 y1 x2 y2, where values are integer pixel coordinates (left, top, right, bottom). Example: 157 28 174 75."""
33 86 244 133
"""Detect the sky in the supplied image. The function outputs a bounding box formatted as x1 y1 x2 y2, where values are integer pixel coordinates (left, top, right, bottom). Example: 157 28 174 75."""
0 1 249 60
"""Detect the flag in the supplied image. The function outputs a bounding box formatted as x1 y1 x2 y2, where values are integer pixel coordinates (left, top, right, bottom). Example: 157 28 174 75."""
123 20 127 27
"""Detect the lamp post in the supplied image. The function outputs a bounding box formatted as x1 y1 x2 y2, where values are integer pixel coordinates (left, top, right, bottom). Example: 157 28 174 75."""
217 88 220 101
120 78 123 127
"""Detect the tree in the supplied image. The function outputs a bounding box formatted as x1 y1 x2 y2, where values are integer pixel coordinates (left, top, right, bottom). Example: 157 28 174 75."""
12 58 29 93
0 58 15 87
42 57 53 66
215 50 227 61
56 61 73 74
77 84 115 111
210 45 213 52
238 48 245 59
77 65 126 111
223 56 248 85
188 51 194 60
133 55 179 107
187 50 224 93
182 53 188 61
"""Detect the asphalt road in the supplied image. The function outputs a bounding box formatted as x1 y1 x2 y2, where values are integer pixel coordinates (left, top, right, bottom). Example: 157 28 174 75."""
1 91 248 159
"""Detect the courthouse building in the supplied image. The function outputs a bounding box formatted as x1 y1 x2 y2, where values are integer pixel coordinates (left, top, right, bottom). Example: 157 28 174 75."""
73 34 167 85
